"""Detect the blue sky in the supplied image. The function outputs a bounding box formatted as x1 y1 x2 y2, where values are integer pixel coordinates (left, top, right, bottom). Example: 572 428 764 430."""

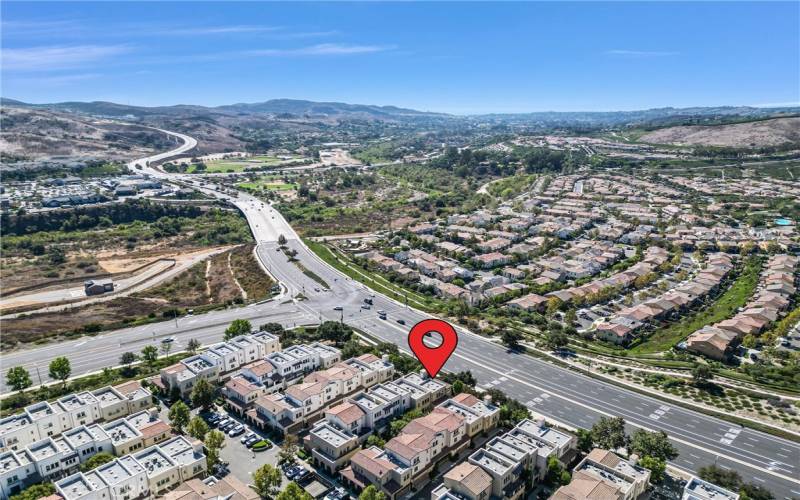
2 2 798 114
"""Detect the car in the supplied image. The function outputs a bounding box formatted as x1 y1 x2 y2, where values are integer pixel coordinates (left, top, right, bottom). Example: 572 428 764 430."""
228 425 245 437
293 468 310 482
361 304 371 310
396 319 406 325
241 432 257 444
324 488 351 500
288 465 308 479
244 435 261 448
333 306 343 311
285 466 302 479
161 337 175 343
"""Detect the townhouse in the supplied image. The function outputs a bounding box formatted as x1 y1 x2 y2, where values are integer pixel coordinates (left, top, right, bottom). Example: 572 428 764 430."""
0 381 152 454
55 436 207 500
682 476 740 500
687 254 798 360
248 353 392 435
157 332 281 397
552 448 650 500
306 374 449 475
342 392 499 500
596 253 734 345
431 418 576 500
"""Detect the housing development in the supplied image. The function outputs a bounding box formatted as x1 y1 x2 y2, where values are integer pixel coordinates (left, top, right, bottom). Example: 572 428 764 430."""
2 3 800 500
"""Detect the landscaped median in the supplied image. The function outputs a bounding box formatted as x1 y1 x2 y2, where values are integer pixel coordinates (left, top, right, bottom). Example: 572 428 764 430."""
304 239 445 313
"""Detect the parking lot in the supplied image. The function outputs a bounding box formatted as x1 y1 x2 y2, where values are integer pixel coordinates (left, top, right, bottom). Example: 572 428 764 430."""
201 407 352 499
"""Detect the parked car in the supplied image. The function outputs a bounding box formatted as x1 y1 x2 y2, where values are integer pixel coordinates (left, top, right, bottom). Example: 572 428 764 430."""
333 306 343 311
285 466 305 480
228 425 245 437
293 468 310 482
244 435 261 448
241 432 257 444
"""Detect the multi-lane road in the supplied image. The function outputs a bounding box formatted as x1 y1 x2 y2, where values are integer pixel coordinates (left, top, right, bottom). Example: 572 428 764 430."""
3 130 799 498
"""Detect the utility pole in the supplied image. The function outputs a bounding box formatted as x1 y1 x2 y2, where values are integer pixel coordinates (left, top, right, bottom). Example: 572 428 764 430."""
35 366 43 387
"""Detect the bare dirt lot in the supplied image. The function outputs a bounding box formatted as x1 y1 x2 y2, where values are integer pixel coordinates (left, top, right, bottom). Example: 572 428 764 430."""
1 244 273 349
639 117 800 148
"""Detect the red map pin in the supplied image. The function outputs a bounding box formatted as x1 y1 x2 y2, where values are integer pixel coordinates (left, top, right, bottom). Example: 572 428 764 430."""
408 319 458 378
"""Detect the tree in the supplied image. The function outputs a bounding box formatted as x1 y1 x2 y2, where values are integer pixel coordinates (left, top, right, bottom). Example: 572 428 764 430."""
190 379 216 410
187 338 201 354
366 434 385 448
141 345 159 366
739 483 775 500
590 416 628 451
276 482 312 500
253 464 282 498
261 322 285 335
638 455 666 483
186 416 209 440
278 434 299 465
359 485 385 500
629 429 678 461
9 483 55 500
741 334 757 350
546 296 563 317
225 319 252 340
119 352 137 373
168 401 190 434
692 363 713 386
501 329 523 349
317 321 353 344
6 367 32 393
205 429 225 469
545 330 569 350
160 341 172 357
81 452 115 472
697 464 742 491
48 357 71 386
575 428 594 453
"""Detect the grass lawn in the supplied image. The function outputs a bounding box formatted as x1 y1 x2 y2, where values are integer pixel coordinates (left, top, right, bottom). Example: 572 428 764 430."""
629 257 763 354
237 180 297 191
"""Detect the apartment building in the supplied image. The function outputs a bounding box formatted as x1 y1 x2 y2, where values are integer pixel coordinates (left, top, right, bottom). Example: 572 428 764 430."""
158 332 282 397
431 418 576 500
248 352 391 435
304 371 455 476
553 448 650 500
682 476 740 500
342 392 499 500
55 436 207 500
0 382 152 453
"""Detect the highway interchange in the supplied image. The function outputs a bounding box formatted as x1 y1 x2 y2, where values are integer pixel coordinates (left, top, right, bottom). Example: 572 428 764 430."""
2 130 799 498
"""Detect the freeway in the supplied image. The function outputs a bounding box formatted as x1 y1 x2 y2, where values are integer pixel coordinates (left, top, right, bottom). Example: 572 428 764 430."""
3 130 800 498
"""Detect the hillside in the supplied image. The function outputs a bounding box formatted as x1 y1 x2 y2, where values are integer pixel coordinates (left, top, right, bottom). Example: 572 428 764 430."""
638 116 800 148
0 106 175 162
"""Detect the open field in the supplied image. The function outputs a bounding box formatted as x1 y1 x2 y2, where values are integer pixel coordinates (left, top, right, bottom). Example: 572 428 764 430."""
186 155 307 173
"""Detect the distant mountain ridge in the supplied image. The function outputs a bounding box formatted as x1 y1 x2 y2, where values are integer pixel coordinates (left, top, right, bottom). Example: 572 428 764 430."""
0 98 448 121
2 97 797 126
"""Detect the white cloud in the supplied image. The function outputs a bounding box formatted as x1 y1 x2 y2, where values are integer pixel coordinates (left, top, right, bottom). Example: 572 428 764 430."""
246 43 393 57
605 49 679 57
1 44 131 71
159 25 281 36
